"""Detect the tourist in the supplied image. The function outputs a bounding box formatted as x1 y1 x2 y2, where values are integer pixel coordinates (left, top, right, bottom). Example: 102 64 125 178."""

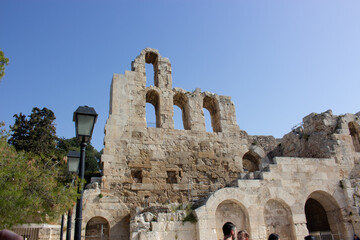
268 233 280 240
223 222 237 240
354 234 359 240
238 230 249 240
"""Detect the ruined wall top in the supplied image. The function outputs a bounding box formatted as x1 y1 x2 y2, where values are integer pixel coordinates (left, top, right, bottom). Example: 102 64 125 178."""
101 48 360 211
131 48 172 89
277 109 360 169
107 48 240 133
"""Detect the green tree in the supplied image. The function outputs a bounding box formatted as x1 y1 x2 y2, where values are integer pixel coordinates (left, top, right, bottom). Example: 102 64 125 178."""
9 107 58 159
0 49 9 81
57 137 101 183
0 122 78 229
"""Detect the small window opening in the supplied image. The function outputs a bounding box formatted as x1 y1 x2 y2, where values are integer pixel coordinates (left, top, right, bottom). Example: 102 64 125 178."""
203 96 221 132
131 170 143 183
145 64 154 88
145 52 159 87
166 171 178 184
173 92 191 130
146 90 160 128
146 103 156 128
203 108 212 132
174 105 184 130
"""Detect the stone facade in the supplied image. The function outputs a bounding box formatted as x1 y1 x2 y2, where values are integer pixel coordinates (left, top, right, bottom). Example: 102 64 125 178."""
78 48 360 240
12 224 61 240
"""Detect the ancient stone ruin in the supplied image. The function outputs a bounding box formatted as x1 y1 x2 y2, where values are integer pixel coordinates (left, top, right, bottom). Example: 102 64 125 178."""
79 48 360 240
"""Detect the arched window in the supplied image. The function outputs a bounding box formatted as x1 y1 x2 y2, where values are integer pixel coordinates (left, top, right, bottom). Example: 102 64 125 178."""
203 108 212 132
145 51 159 87
173 92 191 130
173 105 184 130
349 121 360 152
146 90 160 128
203 96 221 132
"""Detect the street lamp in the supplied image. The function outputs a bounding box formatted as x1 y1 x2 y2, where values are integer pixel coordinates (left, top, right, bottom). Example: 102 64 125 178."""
73 106 97 240
65 151 80 240
67 151 80 173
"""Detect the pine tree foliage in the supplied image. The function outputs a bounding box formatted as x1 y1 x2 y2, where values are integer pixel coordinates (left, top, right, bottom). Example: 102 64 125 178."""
0 122 78 229
2 107 102 229
9 107 58 159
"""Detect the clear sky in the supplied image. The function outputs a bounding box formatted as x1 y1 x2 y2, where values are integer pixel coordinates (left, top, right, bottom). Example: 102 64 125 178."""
1 1 360 151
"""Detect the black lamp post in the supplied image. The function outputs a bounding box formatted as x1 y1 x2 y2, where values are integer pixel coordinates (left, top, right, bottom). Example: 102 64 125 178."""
73 106 97 240
66 151 80 240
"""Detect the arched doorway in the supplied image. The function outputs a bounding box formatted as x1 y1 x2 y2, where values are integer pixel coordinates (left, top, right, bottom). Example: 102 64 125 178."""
264 199 295 240
305 198 331 233
242 151 261 172
305 191 346 240
215 200 250 240
85 217 110 240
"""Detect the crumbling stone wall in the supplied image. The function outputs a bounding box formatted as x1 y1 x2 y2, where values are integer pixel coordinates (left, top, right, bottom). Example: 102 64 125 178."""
275 110 360 173
80 49 360 240
101 48 277 210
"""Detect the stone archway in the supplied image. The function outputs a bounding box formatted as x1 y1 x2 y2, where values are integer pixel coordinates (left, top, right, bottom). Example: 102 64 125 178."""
85 217 110 240
305 191 346 240
173 91 191 130
305 198 331 233
242 151 260 172
145 51 159 87
215 200 250 240
203 95 222 132
242 145 267 173
264 199 295 240
146 90 160 128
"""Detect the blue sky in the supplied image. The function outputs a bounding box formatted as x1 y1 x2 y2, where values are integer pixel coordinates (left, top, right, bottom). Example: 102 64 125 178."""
1 1 360 151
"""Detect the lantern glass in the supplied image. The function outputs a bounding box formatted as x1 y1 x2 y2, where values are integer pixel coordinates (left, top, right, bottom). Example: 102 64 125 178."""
77 114 95 137
73 106 98 142
67 151 80 173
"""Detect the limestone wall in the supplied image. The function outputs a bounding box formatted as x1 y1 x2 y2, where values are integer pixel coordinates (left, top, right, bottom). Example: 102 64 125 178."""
130 211 197 240
12 224 61 240
80 49 360 240
195 157 355 240
280 110 360 168
82 188 130 240
101 48 277 209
